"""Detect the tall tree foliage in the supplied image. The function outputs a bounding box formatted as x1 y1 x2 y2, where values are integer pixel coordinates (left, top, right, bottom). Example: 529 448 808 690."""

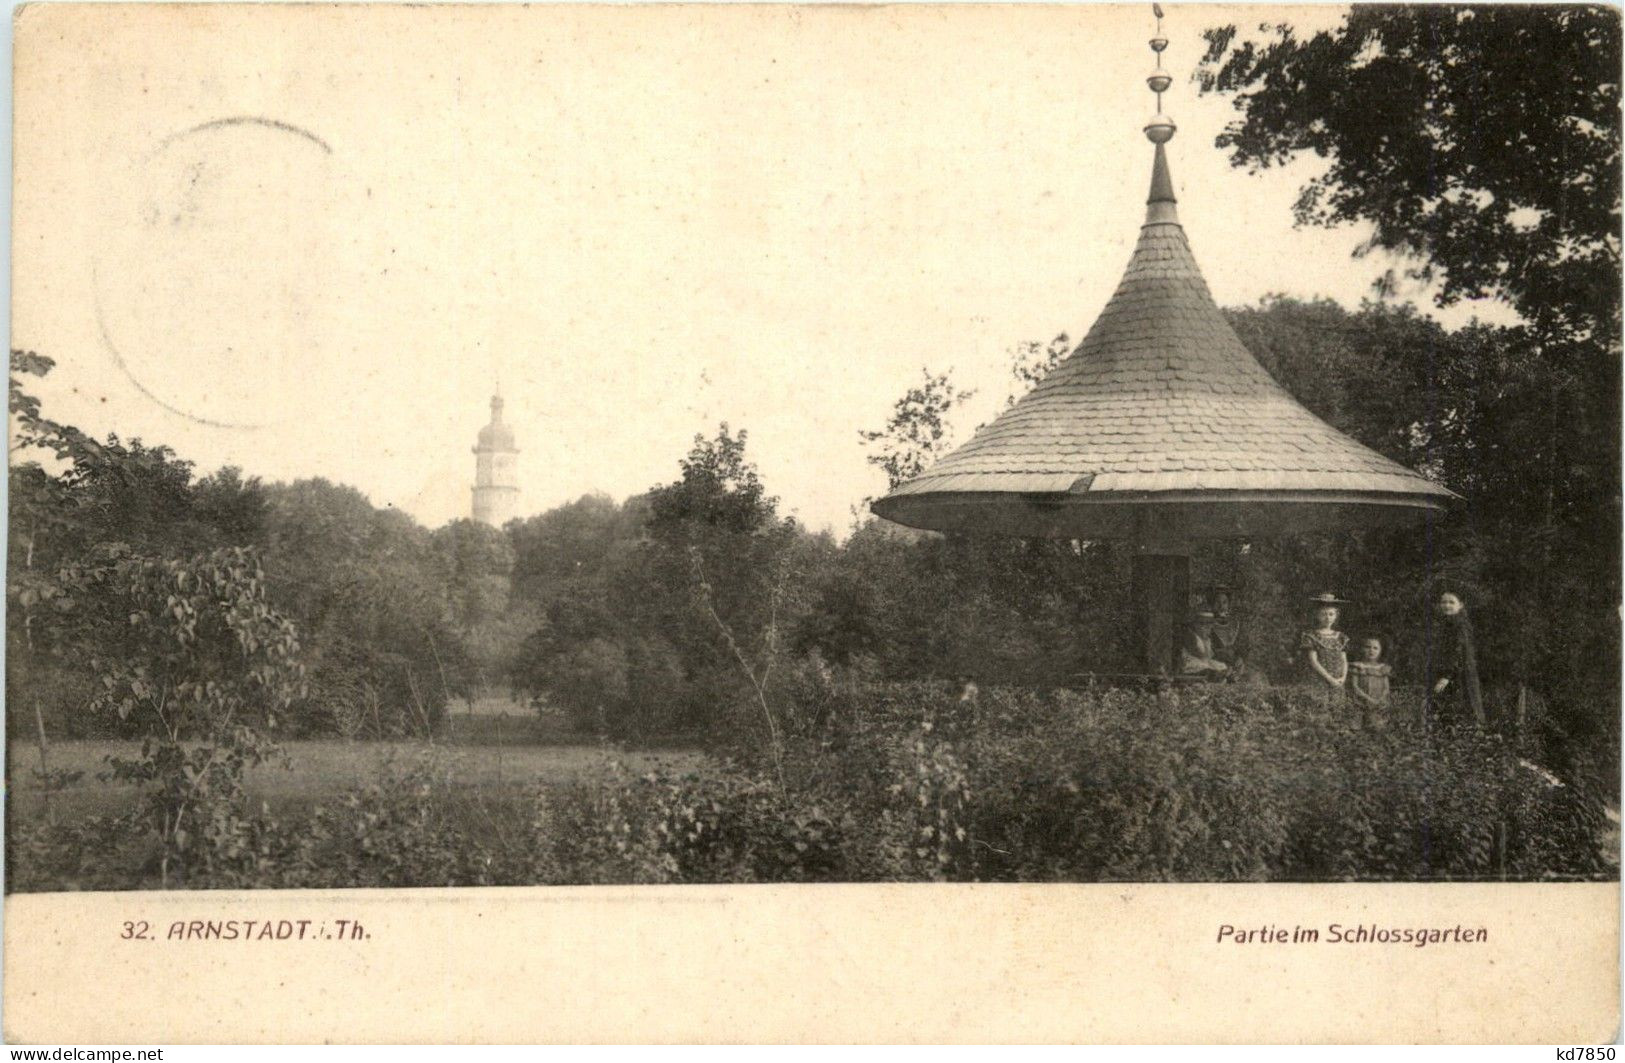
9 352 305 879
508 493 646 605
431 519 525 693
9 352 272 738
840 351 1133 683
259 479 462 736
512 427 812 744
1007 333 1071 404
1199 7 1622 760
859 370 974 491
1198 6 1621 344
7 353 482 743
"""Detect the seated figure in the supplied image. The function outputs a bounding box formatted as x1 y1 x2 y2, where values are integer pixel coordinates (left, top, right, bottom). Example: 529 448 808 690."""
1179 610 1230 680
1207 584 1262 685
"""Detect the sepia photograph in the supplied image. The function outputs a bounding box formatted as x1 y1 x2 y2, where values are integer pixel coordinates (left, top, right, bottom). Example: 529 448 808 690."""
6 0 1619 912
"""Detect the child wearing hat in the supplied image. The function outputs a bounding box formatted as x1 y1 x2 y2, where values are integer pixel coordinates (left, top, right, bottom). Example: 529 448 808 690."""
1300 593 1350 696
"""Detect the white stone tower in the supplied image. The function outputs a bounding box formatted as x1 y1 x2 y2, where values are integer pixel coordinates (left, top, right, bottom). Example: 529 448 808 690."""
471 389 519 527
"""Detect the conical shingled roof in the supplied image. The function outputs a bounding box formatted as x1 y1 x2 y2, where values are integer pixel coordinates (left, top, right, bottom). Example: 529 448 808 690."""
871 144 1456 541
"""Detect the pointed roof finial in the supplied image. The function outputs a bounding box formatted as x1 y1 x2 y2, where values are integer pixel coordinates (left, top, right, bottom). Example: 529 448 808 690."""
1142 4 1179 224
1144 3 1176 146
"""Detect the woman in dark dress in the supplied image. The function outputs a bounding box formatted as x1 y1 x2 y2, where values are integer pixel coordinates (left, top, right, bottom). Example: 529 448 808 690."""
1428 590 1485 728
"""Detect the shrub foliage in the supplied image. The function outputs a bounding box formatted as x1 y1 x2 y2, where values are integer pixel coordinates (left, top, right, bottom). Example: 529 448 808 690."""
13 683 1607 890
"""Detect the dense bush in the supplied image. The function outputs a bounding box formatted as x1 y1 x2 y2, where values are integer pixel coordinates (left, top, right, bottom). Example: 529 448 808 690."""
12 683 1609 891
941 683 1604 881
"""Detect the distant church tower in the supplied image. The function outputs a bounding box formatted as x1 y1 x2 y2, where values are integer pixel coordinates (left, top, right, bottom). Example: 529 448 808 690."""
471 390 519 527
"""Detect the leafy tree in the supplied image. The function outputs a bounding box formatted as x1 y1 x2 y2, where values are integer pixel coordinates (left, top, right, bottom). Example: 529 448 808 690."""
431 519 524 693
508 493 645 605
1008 333 1071 403
9 353 307 876
793 562 882 668
546 637 631 733
508 497 651 724
1198 6 1621 343
10 350 105 467
647 424 779 539
512 427 813 746
642 427 795 632
49 546 304 883
9 351 266 567
641 426 808 742
192 467 271 549
1199 7 1621 778
259 479 458 735
10 353 125 744
859 370 974 491
8 353 269 741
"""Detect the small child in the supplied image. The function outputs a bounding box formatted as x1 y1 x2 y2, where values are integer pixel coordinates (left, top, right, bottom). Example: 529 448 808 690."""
1348 636 1393 729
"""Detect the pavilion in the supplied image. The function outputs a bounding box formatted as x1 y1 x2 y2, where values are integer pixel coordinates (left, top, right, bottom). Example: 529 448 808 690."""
871 14 1456 672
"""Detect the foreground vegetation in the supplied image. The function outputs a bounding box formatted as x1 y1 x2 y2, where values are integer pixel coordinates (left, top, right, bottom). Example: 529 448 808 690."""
6 735 705 823
10 684 1611 890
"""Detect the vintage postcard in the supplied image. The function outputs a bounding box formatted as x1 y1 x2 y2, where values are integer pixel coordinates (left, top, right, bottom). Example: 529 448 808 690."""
5 3 1620 1044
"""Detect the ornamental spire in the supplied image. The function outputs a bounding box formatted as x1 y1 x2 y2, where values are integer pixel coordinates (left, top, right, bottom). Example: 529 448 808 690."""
1143 4 1179 224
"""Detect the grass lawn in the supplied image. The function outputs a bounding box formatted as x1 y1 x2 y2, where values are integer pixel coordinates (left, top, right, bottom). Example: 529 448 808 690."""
7 731 709 824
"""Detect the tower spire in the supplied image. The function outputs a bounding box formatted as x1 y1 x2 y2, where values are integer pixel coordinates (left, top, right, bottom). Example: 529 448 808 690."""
1142 4 1179 225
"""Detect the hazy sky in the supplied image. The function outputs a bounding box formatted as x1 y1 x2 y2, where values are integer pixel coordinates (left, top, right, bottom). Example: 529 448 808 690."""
14 4 1517 535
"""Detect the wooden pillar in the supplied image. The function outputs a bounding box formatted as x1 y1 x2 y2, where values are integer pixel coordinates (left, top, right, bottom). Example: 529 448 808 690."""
1131 552 1190 675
